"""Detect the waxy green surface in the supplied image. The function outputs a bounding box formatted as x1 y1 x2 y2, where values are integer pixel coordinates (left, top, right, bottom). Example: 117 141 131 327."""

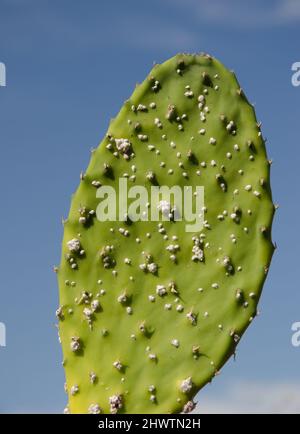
57 54 274 414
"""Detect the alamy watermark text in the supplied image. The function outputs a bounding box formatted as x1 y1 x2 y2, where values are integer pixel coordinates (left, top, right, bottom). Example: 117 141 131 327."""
0 62 6 87
95 178 204 232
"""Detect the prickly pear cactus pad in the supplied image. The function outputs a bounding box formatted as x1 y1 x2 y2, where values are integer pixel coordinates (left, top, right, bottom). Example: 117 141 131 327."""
57 53 274 414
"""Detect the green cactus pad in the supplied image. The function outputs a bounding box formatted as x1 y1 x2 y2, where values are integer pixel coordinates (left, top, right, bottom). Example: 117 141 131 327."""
57 53 274 414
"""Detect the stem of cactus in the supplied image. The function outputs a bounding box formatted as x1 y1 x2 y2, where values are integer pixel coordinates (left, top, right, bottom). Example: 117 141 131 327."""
57 53 275 414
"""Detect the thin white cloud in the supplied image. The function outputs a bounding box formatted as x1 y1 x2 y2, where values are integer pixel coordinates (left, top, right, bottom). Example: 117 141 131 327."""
168 0 300 27
194 381 300 413
276 0 300 21
1 5 198 53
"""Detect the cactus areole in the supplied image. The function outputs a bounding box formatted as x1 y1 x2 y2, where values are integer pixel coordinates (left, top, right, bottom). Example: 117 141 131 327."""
57 53 275 414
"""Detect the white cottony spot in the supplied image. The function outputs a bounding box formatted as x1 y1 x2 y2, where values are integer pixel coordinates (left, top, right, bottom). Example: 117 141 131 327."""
158 200 171 217
90 372 97 384
88 403 102 414
109 395 123 414
183 400 196 413
149 353 157 360
113 360 123 371
180 377 193 393
70 337 80 352
186 311 197 325
156 285 167 296
147 262 158 274
70 385 79 396
171 339 180 348
67 238 81 253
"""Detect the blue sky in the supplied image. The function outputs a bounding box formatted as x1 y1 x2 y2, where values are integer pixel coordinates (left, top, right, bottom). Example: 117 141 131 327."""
0 0 300 413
